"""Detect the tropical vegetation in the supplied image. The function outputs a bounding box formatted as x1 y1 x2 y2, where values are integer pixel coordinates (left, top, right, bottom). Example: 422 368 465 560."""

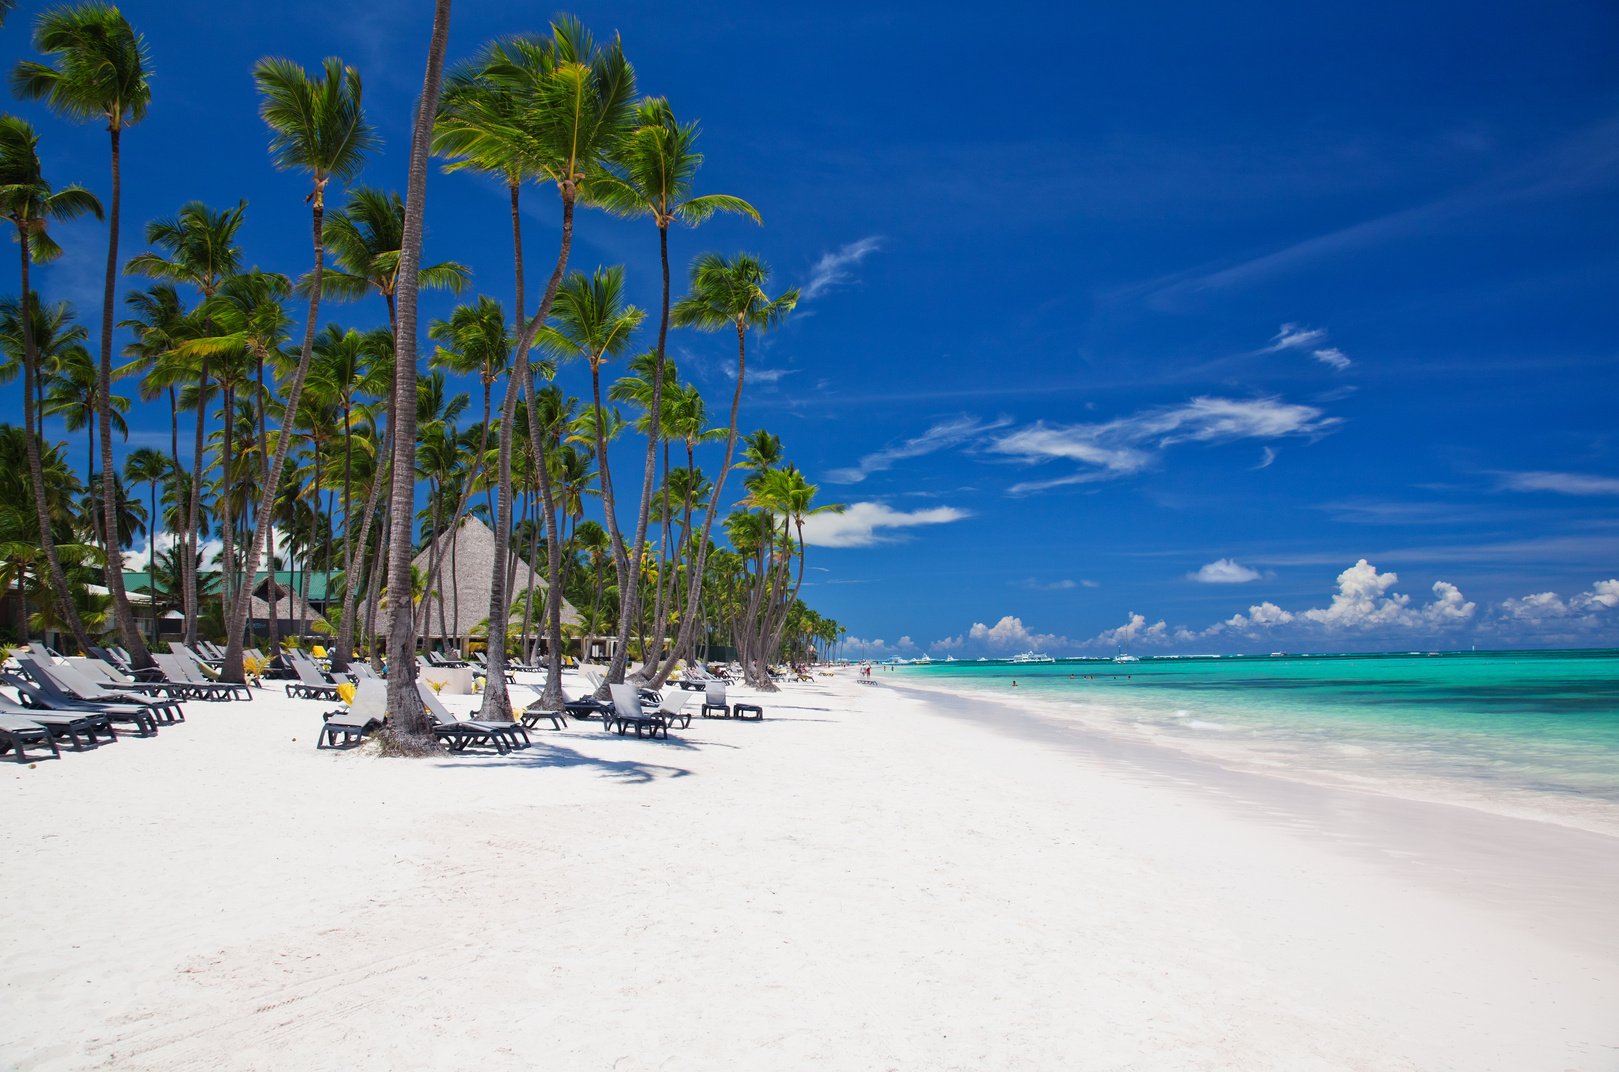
0 3 844 753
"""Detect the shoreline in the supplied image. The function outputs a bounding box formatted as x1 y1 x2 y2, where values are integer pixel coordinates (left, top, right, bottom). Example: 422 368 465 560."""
888 667 1619 840
6 671 1617 1069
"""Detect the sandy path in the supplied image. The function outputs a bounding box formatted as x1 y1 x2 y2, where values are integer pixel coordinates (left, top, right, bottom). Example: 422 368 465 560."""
4 674 1616 1070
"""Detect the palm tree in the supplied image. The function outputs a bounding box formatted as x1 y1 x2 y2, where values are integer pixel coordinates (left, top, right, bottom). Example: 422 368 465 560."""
124 199 246 645
0 116 103 650
13 1 155 664
664 253 797 677
123 445 169 641
597 96 760 686
379 0 454 753
434 17 634 715
179 269 292 617
222 55 379 684
539 266 645 684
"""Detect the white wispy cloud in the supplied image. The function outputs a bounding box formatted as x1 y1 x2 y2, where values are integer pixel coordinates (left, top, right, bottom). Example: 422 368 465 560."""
1254 446 1278 470
800 237 883 301
1266 323 1327 351
992 396 1339 493
1312 347 1352 371
798 501 969 548
1189 558 1261 584
826 416 1008 484
1015 578 1080 591
1495 471 1619 496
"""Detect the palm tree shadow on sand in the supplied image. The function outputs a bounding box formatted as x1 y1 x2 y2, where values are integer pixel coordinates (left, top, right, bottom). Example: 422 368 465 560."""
432 738 701 784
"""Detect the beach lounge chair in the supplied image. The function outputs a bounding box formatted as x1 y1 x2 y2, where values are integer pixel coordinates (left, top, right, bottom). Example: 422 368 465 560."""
169 646 256 697
2 671 158 737
285 652 342 702
645 691 694 729
41 660 186 723
505 684 569 731
0 711 61 762
701 682 732 719
150 653 248 702
318 679 387 749
674 664 712 690
0 699 113 752
348 662 380 681
418 682 529 754
606 683 670 739
70 655 196 700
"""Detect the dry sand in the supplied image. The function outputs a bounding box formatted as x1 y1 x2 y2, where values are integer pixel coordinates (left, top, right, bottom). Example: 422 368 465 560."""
4 671 1617 1071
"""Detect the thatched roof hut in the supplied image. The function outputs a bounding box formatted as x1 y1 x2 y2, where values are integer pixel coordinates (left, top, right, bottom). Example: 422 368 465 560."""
409 516 580 646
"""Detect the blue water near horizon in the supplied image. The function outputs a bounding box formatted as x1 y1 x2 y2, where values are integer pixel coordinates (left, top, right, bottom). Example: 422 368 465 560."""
891 649 1619 813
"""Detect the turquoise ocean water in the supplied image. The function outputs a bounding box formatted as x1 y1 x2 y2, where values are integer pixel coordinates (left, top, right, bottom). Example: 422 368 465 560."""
893 649 1619 818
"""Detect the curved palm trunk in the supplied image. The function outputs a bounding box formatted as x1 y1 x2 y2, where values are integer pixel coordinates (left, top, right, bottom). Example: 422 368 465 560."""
16 237 93 651
97 128 154 667
379 0 452 751
218 383 236 632
590 360 631 688
222 186 322 680
656 322 748 688
478 367 522 721
618 223 671 684
183 357 207 647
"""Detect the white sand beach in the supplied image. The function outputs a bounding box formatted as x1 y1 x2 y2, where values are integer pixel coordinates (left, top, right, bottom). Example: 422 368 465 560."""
6 671 1618 1071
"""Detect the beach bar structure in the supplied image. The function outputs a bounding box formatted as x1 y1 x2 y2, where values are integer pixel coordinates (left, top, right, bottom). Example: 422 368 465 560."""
405 517 594 659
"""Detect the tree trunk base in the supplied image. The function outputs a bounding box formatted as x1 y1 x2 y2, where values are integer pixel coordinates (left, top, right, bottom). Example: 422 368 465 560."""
376 729 443 757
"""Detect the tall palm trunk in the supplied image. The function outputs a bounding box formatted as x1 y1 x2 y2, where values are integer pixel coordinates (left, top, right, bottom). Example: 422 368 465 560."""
16 236 93 650
589 360 630 681
218 382 236 628
484 180 575 714
656 322 748 687
613 227 672 684
379 0 453 748
183 357 207 647
97 128 154 666
337 402 390 673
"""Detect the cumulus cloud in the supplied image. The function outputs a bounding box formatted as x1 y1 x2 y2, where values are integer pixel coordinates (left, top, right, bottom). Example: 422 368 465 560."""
826 416 1008 484
993 396 1339 493
934 614 1070 653
1496 471 1619 496
1092 612 1169 649
1222 601 1295 631
798 501 968 548
1312 347 1352 371
1266 324 1327 351
1015 578 1079 591
800 237 883 301
1499 579 1619 623
1190 558 1262 584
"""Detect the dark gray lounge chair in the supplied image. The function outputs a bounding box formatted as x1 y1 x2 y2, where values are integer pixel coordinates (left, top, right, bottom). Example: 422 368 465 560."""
318 679 387 749
0 678 139 741
607 684 670 739
6 664 159 736
0 712 61 762
419 682 529 754
156 652 253 701
0 699 116 751
45 661 186 723
285 652 342 702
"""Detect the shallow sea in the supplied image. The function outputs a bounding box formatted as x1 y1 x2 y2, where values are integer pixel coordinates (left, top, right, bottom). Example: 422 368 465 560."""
892 649 1619 825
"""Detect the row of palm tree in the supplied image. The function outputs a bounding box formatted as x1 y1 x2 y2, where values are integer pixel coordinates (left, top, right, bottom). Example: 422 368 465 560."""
3 3 846 754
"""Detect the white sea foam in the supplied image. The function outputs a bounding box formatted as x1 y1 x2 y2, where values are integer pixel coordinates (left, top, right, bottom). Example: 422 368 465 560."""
1186 719 1228 731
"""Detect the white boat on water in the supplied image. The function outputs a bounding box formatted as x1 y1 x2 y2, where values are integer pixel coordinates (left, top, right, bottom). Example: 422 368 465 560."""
1113 653 1140 664
1010 651 1054 664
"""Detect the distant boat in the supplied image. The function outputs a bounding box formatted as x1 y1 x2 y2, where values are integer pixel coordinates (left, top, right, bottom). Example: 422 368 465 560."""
1011 651 1054 664
914 654 932 664
1113 653 1140 664
1270 652 1287 657
944 655 957 662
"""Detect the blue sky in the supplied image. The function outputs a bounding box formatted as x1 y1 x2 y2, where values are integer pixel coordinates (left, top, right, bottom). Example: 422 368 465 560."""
3 0 1616 654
